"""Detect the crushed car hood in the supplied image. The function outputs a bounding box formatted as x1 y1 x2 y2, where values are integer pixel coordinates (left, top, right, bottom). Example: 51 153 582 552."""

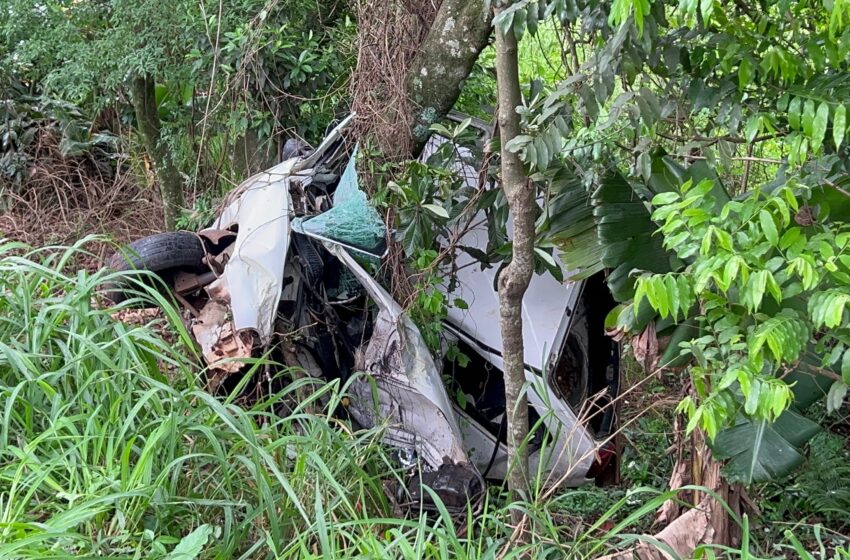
206 116 354 342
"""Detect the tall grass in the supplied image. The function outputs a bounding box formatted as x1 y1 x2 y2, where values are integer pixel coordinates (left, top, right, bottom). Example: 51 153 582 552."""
2 239 835 559
0 239 400 558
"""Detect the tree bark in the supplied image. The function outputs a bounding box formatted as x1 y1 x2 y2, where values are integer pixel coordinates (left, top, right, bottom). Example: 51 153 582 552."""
494 1 532 522
351 0 491 160
131 75 185 230
598 428 745 559
231 127 278 180
406 0 492 155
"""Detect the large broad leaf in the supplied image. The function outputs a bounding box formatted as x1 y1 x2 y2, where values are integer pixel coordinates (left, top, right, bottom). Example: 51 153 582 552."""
546 168 672 299
711 409 820 484
548 154 723 303
543 169 606 278
785 353 836 409
592 171 675 301
712 351 832 484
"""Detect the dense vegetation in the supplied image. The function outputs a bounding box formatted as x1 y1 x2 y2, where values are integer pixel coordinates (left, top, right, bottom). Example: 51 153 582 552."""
0 241 846 558
2 0 850 557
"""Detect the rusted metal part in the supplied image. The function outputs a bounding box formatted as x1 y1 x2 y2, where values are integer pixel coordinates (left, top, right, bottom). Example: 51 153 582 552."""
173 270 217 295
204 243 234 274
197 228 237 249
191 278 254 378
172 290 200 318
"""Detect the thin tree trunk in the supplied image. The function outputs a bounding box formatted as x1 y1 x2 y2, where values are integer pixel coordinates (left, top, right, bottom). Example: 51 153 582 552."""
494 0 532 524
232 127 278 180
132 75 184 230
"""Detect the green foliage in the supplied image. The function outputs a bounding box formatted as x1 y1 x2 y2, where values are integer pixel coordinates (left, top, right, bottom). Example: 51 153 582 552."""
489 0 850 191
383 160 463 257
1 0 354 197
373 120 495 347
407 248 452 351
0 239 395 558
0 239 771 558
0 94 122 188
620 413 675 490
484 0 850 490
759 431 850 535
622 176 850 481
175 189 222 232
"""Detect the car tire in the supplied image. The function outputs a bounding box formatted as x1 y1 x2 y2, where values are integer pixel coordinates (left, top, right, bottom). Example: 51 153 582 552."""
105 232 207 303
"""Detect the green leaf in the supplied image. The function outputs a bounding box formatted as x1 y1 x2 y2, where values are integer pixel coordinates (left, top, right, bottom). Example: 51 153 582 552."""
534 136 550 171
765 271 782 304
167 525 214 560
759 209 778 246
738 58 753 91
745 115 760 143
711 412 820 484
827 381 848 413
422 204 449 219
842 348 850 384
812 101 830 152
802 99 815 137
723 255 741 290
428 123 453 137
750 313 806 364
788 96 801 130
834 104 846 151
651 192 680 205
809 289 850 328
744 270 769 311
534 247 558 269
700 0 714 22
665 274 680 320
745 379 761 415
504 135 533 152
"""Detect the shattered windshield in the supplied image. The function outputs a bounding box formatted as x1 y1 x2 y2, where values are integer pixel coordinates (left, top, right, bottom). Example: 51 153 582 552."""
293 148 387 257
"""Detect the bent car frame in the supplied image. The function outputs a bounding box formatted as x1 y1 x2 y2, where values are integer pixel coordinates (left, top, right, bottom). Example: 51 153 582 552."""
107 115 620 509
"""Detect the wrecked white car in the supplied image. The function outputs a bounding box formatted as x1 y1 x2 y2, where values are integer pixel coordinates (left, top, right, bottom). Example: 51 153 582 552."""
106 115 620 509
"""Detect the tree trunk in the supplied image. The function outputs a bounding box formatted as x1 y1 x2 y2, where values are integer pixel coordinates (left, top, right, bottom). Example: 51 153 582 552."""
351 0 491 160
406 0 492 155
131 75 184 230
231 128 278 181
598 427 746 559
494 1 532 523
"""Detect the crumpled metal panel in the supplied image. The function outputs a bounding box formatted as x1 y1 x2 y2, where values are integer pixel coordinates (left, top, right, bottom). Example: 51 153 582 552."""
211 167 293 342
191 280 253 374
326 243 470 470
204 115 355 342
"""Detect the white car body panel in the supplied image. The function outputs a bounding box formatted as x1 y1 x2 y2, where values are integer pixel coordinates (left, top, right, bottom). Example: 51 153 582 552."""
188 115 611 484
205 116 354 342
421 136 582 373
